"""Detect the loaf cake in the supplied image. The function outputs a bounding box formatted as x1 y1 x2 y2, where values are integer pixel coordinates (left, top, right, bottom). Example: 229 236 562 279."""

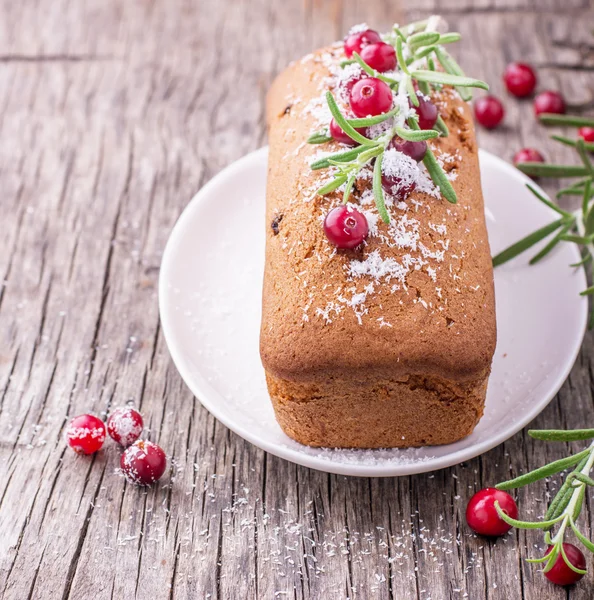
260 19 497 448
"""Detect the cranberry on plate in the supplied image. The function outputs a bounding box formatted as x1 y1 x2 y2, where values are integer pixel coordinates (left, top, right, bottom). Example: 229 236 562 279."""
513 147 545 166
65 414 106 455
578 126 594 143
466 488 518 536
413 96 438 130
503 62 537 98
544 543 586 586
349 77 393 118
323 206 368 249
359 41 397 72
329 118 366 146
534 90 566 116
120 440 167 486
344 28 382 59
107 406 144 447
474 95 505 129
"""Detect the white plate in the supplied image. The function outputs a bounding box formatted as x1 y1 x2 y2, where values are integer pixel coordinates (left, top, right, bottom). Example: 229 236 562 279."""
159 147 587 477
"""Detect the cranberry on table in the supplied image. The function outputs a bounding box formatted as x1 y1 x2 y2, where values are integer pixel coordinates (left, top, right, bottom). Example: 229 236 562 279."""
578 126 594 143
343 28 382 58
513 147 545 165
329 118 366 146
120 440 167 486
349 77 393 118
323 206 369 249
503 62 537 98
474 95 505 129
413 97 438 130
465 488 518 536
389 138 427 162
107 406 144 447
544 543 586 586
534 90 566 116
65 414 106 455
359 42 397 73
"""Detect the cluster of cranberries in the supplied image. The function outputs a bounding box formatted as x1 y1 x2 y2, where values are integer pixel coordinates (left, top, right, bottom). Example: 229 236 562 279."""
65 407 167 486
466 488 586 586
473 61 590 170
324 28 440 250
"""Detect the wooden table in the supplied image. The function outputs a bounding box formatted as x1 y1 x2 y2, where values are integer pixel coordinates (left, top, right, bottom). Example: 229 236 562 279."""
1 1 593 598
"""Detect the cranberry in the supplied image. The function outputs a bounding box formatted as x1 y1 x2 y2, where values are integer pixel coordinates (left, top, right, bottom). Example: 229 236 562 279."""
413 97 438 130
120 440 167 485
344 28 382 59
544 544 586 586
474 95 505 129
534 90 566 116
389 138 427 162
107 406 144 447
323 206 369 249
579 126 594 143
503 62 537 98
329 118 366 146
513 147 545 165
465 488 518 536
65 414 106 455
349 77 393 118
359 42 397 73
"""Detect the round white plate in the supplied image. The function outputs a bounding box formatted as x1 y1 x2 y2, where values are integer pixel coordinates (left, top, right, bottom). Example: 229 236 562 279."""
159 147 587 477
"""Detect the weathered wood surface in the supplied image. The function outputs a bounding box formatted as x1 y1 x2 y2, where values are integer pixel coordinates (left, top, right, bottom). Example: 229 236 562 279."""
1 0 593 598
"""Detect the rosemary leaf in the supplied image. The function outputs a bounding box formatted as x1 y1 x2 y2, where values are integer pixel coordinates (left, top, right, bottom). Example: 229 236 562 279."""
529 223 572 265
316 175 347 196
307 131 333 144
347 106 399 128
342 175 356 205
435 115 449 137
580 286 594 296
437 32 462 44
394 126 439 142
561 233 594 245
373 153 390 224
576 139 594 177
583 180 592 218
572 484 587 521
560 543 588 575
411 69 489 90
526 184 573 218
310 145 368 170
495 446 592 490
573 472 594 486
539 114 594 128
494 502 564 529
570 517 594 553
492 219 566 267
570 252 592 268
417 79 431 97
413 45 438 61
326 92 373 147
544 481 574 522
408 31 441 51
407 76 419 107
431 46 472 101
351 53 399 86
516 163 589 178
395 37 410 76
529 428 594 441
551 135 594 153
340 59 356 67
423 147 457 203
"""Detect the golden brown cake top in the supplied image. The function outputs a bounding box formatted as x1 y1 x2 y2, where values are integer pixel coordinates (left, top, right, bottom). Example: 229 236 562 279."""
261 26 496 383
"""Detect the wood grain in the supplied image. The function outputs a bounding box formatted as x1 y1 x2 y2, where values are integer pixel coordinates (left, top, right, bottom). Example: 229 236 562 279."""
0 0 593 598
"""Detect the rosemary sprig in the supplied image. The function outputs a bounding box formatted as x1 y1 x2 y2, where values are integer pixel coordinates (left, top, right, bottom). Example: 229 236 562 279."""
495 428 594 575
493 121 594 325
305 17 489 222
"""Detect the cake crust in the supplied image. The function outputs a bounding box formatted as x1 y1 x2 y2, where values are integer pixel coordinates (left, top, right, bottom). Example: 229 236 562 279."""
260 45 496 448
